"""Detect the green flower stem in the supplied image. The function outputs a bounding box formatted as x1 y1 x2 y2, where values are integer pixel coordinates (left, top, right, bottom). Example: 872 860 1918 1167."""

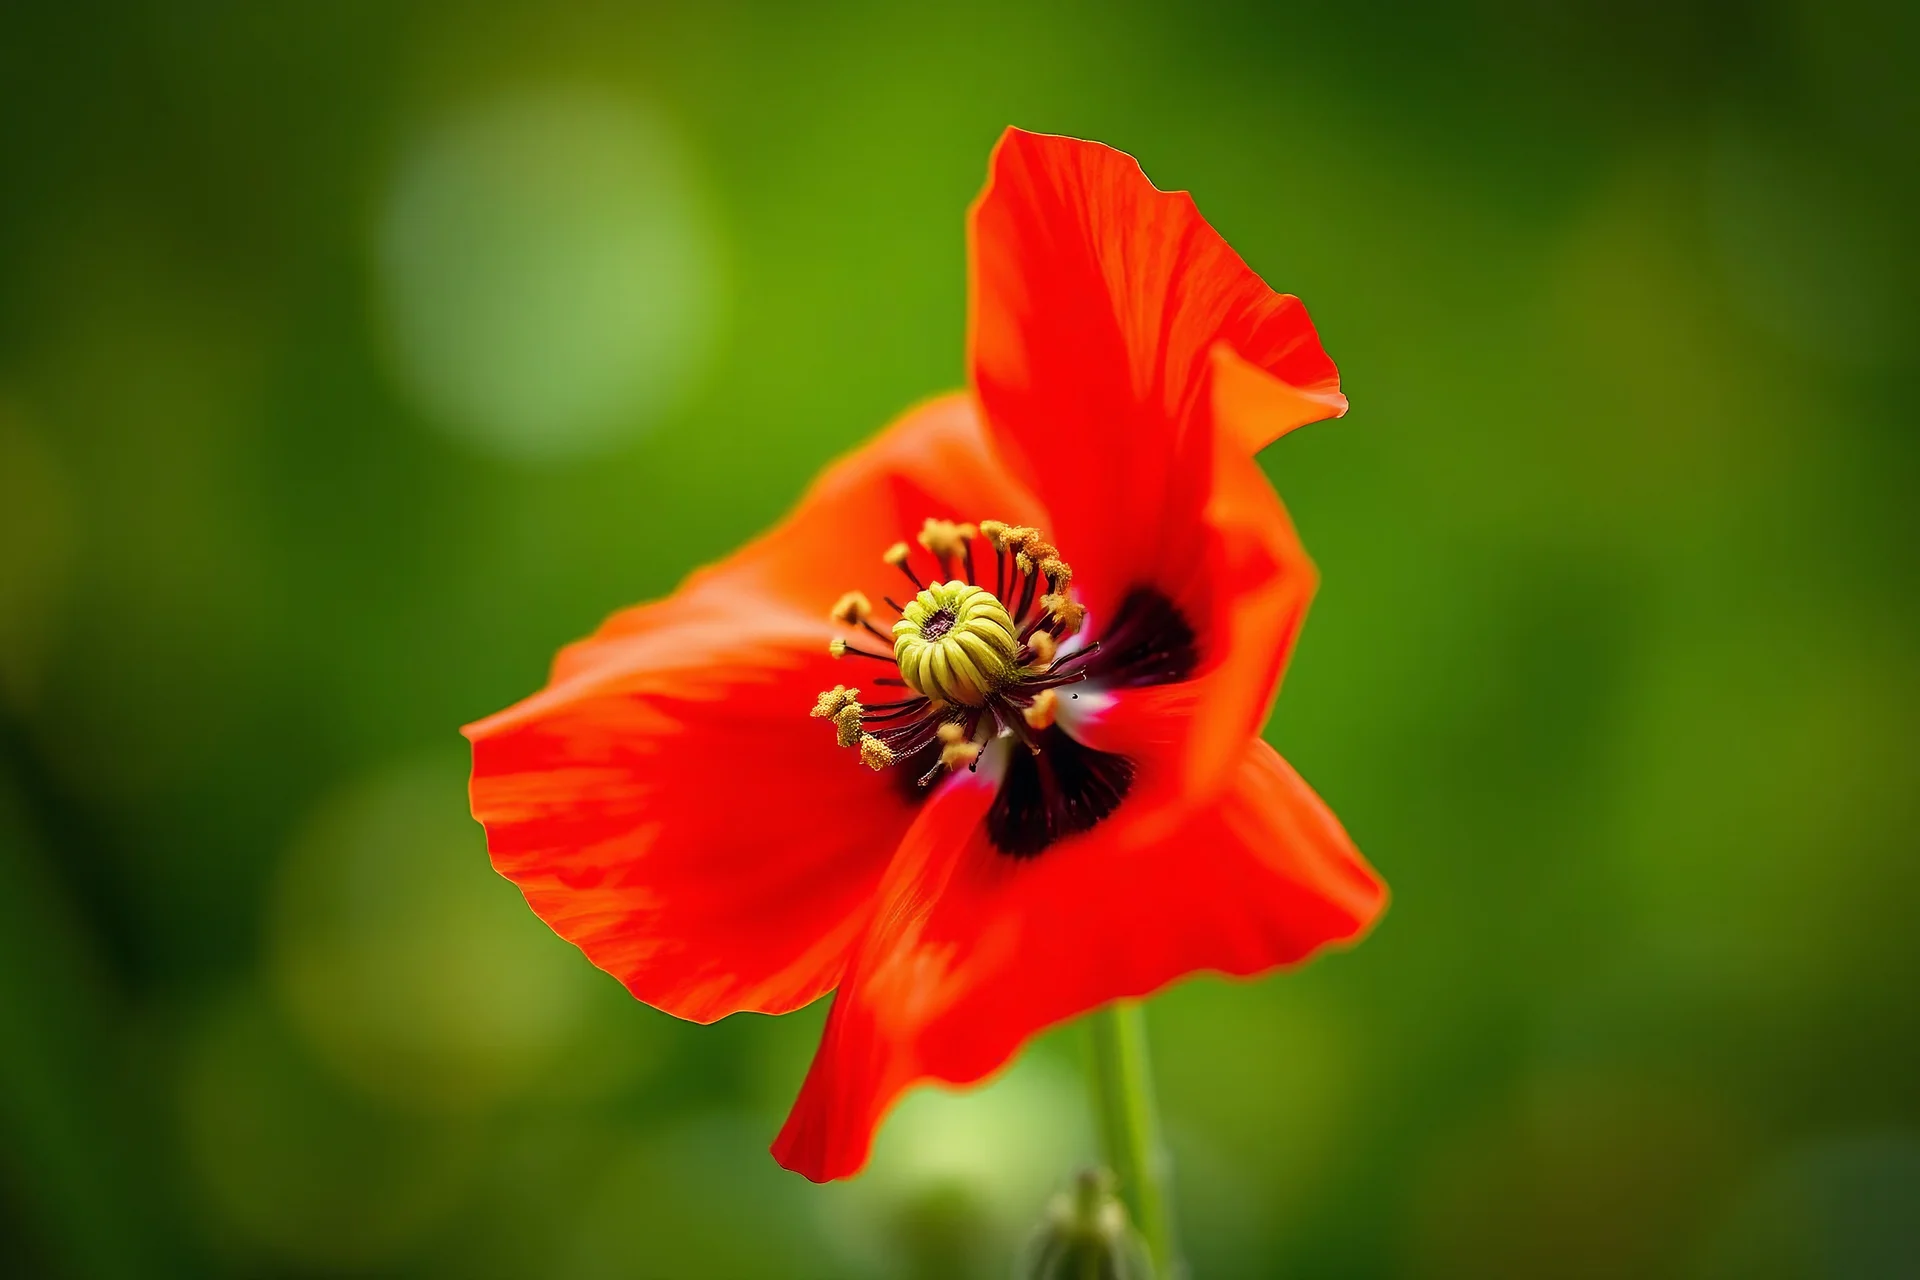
1088 1000 1180 1277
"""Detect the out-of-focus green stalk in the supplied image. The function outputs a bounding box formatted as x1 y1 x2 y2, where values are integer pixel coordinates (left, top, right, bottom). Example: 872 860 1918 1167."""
1088 1001 1180 1278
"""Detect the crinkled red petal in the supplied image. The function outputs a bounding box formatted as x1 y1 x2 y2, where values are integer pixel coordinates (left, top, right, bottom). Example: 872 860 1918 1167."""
770 739 1385 1181
1070 438 1316 804
465 394 1044 1024
968 127 1346 624
967 128 1340 799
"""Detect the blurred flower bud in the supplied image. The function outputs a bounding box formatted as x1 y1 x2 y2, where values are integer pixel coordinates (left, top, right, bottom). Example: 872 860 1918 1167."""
1014 1167 1154 1279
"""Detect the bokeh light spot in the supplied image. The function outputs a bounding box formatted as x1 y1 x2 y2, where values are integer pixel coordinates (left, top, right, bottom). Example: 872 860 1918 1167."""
376 87 723 460
270 753 596 1113
178 986 477 1269
816 1049 1092 1277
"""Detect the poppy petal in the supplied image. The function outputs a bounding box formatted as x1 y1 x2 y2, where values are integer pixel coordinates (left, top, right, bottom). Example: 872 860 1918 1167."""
560 393 1046 674
1069 432 1315 805
1211 339 1349 456
968 127 1345 618
465 394 1043 1024
770 739 1385 1181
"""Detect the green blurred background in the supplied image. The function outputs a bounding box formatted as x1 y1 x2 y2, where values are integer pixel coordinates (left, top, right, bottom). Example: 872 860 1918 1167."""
2 2 1917 1276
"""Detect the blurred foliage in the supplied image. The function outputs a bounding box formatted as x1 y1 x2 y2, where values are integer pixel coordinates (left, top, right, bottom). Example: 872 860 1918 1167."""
1 1 1917 1276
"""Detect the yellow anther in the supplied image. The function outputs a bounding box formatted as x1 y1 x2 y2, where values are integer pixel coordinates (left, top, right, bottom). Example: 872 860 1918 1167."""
815 522 1088 774
1023 689 1058 730
830 591 872 625
893 581 1020 706
1042 595 1088 635
811 684 859 718
917 518 978 560
937 721 976 767
1000 525 1040 553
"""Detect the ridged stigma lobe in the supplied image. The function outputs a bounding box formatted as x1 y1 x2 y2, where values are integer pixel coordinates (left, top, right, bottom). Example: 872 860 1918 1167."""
892 581 1019 706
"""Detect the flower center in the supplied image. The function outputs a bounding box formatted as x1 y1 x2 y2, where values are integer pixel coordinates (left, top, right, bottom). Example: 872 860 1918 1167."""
893 581 1018 706
810 519 1197 858
919 608 956 640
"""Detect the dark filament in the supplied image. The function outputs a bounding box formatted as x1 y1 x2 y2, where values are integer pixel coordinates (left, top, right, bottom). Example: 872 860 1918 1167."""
1084 586 1199 687
840 540 1200 846
983 584 1198 858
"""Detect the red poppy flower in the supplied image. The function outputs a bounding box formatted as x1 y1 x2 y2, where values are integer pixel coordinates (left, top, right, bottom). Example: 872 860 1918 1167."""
465 128 1386 1182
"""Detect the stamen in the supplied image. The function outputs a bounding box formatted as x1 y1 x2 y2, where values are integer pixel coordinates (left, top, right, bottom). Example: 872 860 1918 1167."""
829 638 895 662
830 591 871 625
1025 537 1057 560
1047 640 1101 669
981 520 1009 598
813 519 1120 853
883 541 924 591
870 713 949 759
806 679 860 721
1002 701 1044 755
861 696 927 712
917 519 977 584
1039 593 1087 636
1014 561 1042 624
1022 641 1103 690
830 590 891 643
861 702 929 726
1084 586 1199 688
940 741 978 769
1021 670 1095 694
934 720 976 770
